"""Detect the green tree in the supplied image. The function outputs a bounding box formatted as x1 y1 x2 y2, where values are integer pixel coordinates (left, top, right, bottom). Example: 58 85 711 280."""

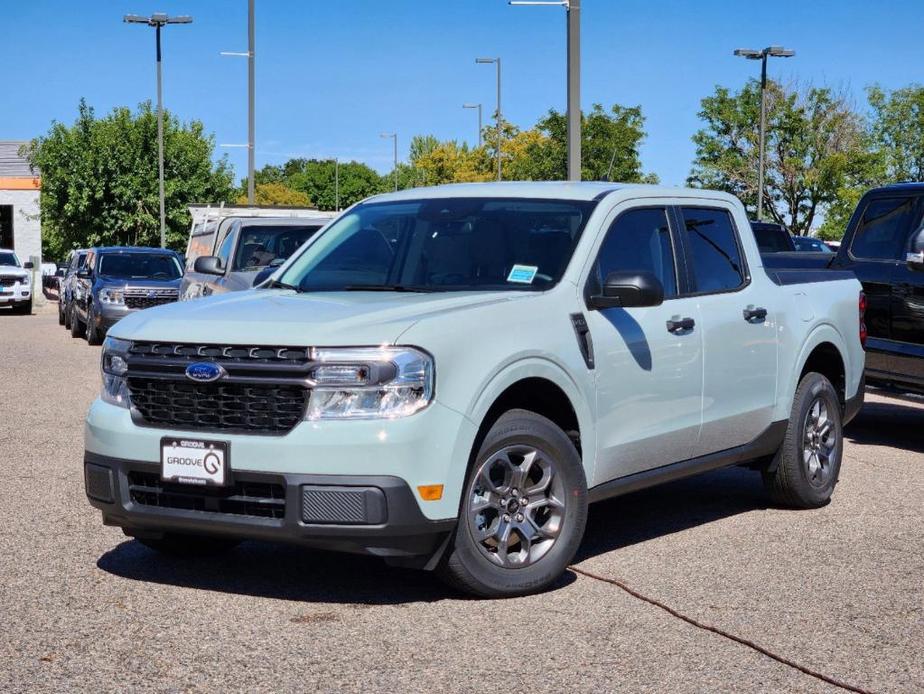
287 159 384 210
236 182 311 206
23 99 233 257
688 80 867 235
868 84 924 182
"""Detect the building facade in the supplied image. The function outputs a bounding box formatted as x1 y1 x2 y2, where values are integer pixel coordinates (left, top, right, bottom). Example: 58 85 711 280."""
0 141 42 262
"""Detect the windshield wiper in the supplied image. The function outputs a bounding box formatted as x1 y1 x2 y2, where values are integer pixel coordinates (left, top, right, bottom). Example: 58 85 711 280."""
266 279 301 291
342 284 435 293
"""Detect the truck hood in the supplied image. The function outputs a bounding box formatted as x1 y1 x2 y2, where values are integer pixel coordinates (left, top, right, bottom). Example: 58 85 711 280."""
109 288 528 345
97 276 182 290
0 265 29 280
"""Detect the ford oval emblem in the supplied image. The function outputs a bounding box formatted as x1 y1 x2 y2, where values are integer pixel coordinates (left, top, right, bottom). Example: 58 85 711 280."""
185 361 226 383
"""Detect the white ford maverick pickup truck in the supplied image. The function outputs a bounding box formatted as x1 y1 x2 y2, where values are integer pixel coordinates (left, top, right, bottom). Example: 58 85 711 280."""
85 183 865 597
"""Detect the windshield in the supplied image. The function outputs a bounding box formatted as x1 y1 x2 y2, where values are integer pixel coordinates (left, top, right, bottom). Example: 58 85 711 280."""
97 253 182 280
279 198 596 292
0 252 21 267
793 236 833 253
233 224 322 271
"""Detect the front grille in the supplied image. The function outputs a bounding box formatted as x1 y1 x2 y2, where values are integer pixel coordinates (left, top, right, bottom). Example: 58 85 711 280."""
0 277 21 287
123 288 178 310
129 342 311 364
127 378 307 433
128 470 286 519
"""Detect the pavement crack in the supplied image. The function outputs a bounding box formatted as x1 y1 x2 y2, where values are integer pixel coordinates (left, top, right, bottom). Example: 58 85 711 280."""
569 564 877 694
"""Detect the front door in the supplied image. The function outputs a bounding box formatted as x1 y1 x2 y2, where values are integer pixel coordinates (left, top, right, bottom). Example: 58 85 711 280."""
888 211 924 389
584 205 704 484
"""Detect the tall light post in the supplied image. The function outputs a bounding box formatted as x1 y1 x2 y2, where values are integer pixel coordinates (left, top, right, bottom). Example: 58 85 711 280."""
124 12 193 248
510 0 580 181
381 133 398 191
476 57 502 181
463 103 483 147
220 0 256 205
734 45 795 220
334 157 340 211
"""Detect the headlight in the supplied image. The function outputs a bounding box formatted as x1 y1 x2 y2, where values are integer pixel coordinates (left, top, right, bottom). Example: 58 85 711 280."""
18 275 29 286
100 288 124 305
100 336 131 408
306 346 433 420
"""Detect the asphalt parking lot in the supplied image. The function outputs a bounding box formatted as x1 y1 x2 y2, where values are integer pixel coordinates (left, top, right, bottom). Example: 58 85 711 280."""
1 305 922 693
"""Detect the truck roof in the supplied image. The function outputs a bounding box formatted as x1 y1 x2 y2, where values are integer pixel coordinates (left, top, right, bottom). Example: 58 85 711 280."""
865 182 924 194
89 246 180 254
365 181 740 204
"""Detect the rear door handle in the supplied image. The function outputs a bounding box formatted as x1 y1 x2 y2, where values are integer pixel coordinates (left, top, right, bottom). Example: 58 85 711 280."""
666 317 695 333
743 306 768 322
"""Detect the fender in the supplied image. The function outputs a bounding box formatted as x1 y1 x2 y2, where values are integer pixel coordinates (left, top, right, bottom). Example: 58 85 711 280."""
775 321 851 422
460 354 598 484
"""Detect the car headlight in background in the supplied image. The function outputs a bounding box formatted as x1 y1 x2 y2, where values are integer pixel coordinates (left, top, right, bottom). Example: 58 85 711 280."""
17 275 30 286
100 288 125 305
306 346 433 420
100 336 131 408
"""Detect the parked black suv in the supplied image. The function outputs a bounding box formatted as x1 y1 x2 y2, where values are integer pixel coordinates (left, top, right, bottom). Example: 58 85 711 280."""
765 183 924 395
70 247 183 345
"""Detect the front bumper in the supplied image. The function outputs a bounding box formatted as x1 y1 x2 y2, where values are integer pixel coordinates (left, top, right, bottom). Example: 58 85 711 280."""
96 302 134 330
85 451 456 567
0 284 31 305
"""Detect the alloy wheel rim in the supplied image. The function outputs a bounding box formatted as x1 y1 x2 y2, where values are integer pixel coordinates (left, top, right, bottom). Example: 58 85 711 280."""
467 444 566 569
802 396 837 486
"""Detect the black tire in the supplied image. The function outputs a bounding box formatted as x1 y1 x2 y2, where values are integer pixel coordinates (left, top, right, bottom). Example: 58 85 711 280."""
86 303 102 345
69 304 84 338
58 300 65 325
14 299 32 315
137 533 241 557
437 409 588 598
63 300 72 329
762 372 843 508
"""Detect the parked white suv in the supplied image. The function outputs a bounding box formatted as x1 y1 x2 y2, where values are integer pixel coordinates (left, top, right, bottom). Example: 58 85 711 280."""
0 248 33 314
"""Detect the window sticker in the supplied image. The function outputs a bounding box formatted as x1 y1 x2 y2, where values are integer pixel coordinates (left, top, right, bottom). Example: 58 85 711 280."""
507 264 539 284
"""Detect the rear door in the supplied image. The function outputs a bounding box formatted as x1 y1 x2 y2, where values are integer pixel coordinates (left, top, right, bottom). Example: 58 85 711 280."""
887 199 924 388
844 195 921 381
584 204 704 482
679 205 778 457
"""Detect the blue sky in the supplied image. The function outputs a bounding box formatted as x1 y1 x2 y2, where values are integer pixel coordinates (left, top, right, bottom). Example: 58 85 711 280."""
2 0 922 186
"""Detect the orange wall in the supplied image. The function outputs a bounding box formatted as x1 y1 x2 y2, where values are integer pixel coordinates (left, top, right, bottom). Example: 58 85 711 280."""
0 177 40 190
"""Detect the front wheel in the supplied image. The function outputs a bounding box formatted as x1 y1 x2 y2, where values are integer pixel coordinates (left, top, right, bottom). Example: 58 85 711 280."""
69 304 84 338
437 409 587 598
58 300 66 325
762 372 843 508
85 304 102 345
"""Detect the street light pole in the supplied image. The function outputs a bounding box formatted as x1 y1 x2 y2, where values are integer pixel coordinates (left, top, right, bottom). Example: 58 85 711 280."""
381 133 398 191
334 157 340 210
124 13 193 248
510 0 581 181
247 0 255 206
463 103 483 147
734 45 795 221
476 57 502 180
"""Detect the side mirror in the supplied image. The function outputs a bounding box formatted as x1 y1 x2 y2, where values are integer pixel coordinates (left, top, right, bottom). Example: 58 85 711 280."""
23 261 34 269
588 271 664 310
77 268 92 279
194 256 224 275
907 228 924 272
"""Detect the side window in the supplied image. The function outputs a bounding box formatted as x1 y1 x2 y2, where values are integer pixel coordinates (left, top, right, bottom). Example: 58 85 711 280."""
850 197 919 261
682 207 745 293
215 232 235 269
594 207 677 298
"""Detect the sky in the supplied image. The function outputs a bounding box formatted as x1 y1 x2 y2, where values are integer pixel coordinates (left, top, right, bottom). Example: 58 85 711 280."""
2 0 922 187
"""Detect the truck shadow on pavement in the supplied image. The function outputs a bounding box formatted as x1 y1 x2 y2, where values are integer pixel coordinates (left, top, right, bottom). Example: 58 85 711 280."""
844 397 924 454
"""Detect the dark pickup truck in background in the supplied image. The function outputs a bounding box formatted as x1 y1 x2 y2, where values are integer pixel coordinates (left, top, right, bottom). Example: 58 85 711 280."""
763 183 924 395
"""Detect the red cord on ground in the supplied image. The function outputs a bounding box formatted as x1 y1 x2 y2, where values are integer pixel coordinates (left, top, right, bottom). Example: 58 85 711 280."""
569 565 876 694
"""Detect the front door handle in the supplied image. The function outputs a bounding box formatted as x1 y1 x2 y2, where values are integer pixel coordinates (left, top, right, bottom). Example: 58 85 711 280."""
666 317 695 333
743 306 768 322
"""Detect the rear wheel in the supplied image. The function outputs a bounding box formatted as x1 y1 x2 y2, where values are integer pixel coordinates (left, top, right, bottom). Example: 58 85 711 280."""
63 300 72 329
763 372 843 508
438 409 587 598
136 533 241 557
57 299 65 325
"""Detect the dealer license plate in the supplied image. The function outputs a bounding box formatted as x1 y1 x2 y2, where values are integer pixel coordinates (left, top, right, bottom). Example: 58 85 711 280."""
161 438 229 486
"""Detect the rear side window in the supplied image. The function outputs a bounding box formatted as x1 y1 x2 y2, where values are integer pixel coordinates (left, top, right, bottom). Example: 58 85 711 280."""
682 207 746 293
593 207 677 298
850 197 920 261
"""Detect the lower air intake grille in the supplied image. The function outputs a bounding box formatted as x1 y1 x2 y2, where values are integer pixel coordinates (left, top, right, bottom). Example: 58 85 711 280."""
127 378 307 433
128 470 286 519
